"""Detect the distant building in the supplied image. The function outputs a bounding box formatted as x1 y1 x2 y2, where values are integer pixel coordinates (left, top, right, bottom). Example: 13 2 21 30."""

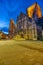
0 31 9 39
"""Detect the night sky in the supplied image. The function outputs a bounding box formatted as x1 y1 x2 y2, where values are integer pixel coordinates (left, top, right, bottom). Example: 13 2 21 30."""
0 0 43 28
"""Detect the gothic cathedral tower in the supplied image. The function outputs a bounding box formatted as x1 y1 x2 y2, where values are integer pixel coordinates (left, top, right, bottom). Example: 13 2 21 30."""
9 20 15 38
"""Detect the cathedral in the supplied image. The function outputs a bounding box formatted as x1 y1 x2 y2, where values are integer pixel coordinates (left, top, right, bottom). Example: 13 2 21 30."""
16 2 42 40
0 2 43 40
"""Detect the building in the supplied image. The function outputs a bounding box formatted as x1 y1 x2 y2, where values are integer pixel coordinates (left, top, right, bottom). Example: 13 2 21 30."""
0 2 42 40
16 2 42 40
0 31 9 39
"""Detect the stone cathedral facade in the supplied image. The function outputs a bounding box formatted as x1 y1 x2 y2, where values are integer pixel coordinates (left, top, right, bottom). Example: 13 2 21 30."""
16 3 42 40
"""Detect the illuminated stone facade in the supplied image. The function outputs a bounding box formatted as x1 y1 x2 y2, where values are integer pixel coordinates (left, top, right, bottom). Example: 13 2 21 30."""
17 12 42 40
27 2 42 18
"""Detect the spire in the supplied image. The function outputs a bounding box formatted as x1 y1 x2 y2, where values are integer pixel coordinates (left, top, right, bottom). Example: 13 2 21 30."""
35 2 37 4
35 2 37 8
27 2 42 18
32 2 38 18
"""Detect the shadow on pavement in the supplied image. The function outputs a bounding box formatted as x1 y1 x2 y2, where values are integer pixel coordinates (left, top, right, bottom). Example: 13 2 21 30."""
18 44 43 53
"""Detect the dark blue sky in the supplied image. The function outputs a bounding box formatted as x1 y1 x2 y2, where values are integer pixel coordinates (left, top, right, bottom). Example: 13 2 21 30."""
0 0 43 28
